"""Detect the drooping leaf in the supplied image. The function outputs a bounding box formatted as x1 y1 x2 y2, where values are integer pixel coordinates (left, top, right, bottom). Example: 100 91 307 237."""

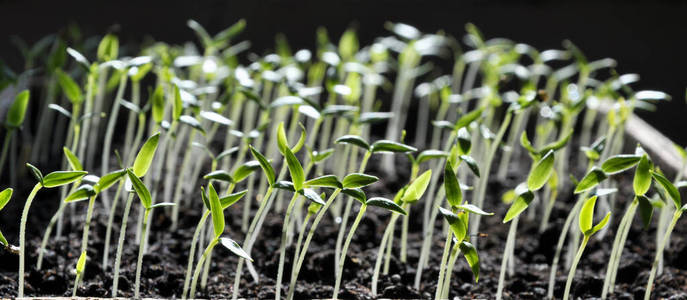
520 131 537 155
233 160 261 182
601 154 641 174
444 161 462 207
459 155 480 177
249 146 276 186
63 147 83 171
459 241 481 282
416 150 448 164
42 170 87 188
0 188 12 211
126 169 151 209
204 170 233 183
273 180 295 191
401 170 432 203
219 237 253 261
208 183 224 238
438 207 467 241
574 168 607 194
652 171 681 210
633 155 652 196
65 184 96 202
342 173 379 189
132 132 160 177
179 115 205 134
503 189 535 223
6 90 29 128
366 197 406 215
335 135 370 151
636 195 654 229
304 175 342 189
370 140 417 153
456 203 493 216
301 188 326 205
221 190 247 209
342 188 366 204
527 150 555 191
200 111 232 126
456 128 472 155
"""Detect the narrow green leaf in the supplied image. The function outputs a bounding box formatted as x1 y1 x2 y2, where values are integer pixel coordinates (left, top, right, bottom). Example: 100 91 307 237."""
97 33 118 61
444 161 462 207
538 129 573 154
208 183 224 238
520 131 537 155
201 186 210 211
63 147 83 171
151 85 165 124
283 145 305 191
503 189 535 223
301 188 326 205
312 148 335 163
366 197 406 215
150 202 176 209
579 195 598 235
219 237 253 261
276 122 289 154
590 212 611 235
454 107 484 130
249 146 275 186
204 170 234 183
456 203 493 216
401 170 432 203
0 188 12 211
42 170 87 188
172 85 183 121
456 128 472 155
527 150 555 191
127 169 151 209
76 251 87 274
95 169 126 193
601 154 641 174
416 150 448 164
335 135 370 151
459 155 480 177
0 229 7 247
574 168 607 194
342 173 379 189
371 140 417 153
438 207 467 241
6 90 29 127
304 175 342 189
637 195 654 229
221 190 247 209
55 69 83 104
26 163 44 184
652 171 681 210
342 188 366 204
633 155 652 195
179 115 205 134
233 160 261 183
459 241 481 282
132 132 160 177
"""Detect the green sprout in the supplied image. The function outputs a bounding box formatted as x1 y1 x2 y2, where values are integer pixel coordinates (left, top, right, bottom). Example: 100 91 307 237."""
0 90 29 182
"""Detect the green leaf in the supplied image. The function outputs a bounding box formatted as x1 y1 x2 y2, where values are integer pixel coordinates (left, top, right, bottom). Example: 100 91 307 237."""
444 161 462 207
401 170 432 203
579 195 599 235
312 148 335 163
590 212 611 235
527 150 555 191
416 150 448 164
601 154 641 174
249 146 276 186
42 170 87 188
520 131 537 155
503 189 535 223
574 168 608 194
633 155 652 196
96 169 126 193
283 145 305 191
335 135 370 151
538 129 573 154
221 190 247 209
305 175 342 189
652 171 681 210
151 85 165 124
454 107 484 130
65 184 95 203
301 188 326 205
366 197 406 215
456 128 472 155
0 188 12 211
233 160 261 183
26 163 44 184
438 207 467 241
6 90 29 128
208 183 224 238
459 241 481 282
63 147 83 171
48 104 72 119
127 169 151 209
201 186 210 211
97 33 119 61
456 203 493 216
172 85 183 121
371 140 417 153
342 173 379 189
0 229 7 247
55 69 83 104
200 111 232 126
342 188 366 204
132 132 160 177
204 170 234 183
76 251 87 274
276 122 290 155
179 115 205 134
273 181 295 192
219 237 253 261
459 155 480 177
637 195 654 229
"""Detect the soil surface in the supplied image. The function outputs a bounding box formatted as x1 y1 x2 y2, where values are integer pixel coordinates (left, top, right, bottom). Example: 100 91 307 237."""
2 139 687 299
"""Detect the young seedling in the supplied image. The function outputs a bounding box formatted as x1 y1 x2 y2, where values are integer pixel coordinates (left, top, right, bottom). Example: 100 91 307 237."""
563 195 610 300
0 188 14 251
0 90 29 181
188 183 252 299
19 163 86 297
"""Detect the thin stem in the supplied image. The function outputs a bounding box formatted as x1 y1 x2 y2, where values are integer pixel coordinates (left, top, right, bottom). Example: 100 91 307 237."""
548 194 585 299
563 235 590 300
112 192 135 297
644 211 682 300
275 192 301 300
371 213 398 296
441 241 462 299
0 130 13 181
333 204 367 300
497 216 519 300
435 231 452 299
190 238 219 298
103 180 124 269
101 73 128 205
18 183 43 297
601 199 637 298
134 209 150 299
182 210 211 299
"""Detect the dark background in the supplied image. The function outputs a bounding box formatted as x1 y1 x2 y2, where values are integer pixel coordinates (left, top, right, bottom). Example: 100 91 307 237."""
1 0 686 143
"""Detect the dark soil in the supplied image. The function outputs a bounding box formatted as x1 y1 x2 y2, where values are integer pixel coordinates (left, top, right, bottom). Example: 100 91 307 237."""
2 141 687 299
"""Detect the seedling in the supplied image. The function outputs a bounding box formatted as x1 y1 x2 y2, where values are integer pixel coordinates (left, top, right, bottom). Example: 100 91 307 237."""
0 90 29 182
0 188 14 250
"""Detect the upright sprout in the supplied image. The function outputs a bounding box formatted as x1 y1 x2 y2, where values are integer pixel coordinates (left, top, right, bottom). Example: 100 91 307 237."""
0 90 29 181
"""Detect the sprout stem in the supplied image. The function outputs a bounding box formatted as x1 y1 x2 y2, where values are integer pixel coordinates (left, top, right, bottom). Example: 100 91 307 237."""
548 194 585 299
434 230 453 299
644 210 682 300
563 235 589 300
18 183 43 297
134 209 151 299
101 72 128 208
275 192 301 300
371 213 399 295
333 204 367 300
441 241 462 299
601 199 637 298
0 130 13 181
182 210 210 299
190 238 219 299
112 192 135 297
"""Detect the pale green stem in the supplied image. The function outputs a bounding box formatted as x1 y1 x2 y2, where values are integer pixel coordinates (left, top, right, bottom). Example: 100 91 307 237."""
333 204 367 300
275 193 301 300
496 216 519 300
441 241 462 299
435 231 453 299
190 239 219 298
171 130 197 229
548 194 585 299
371 213 398 296
0 130 13 181
18 183 43 297
644 210 682 300
101 73 128 191
563 235 590 300
602 199 637 298
112 192 135 297
182 210 211 299
102 180 124 269
134 209 151 299
383 215 397 274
